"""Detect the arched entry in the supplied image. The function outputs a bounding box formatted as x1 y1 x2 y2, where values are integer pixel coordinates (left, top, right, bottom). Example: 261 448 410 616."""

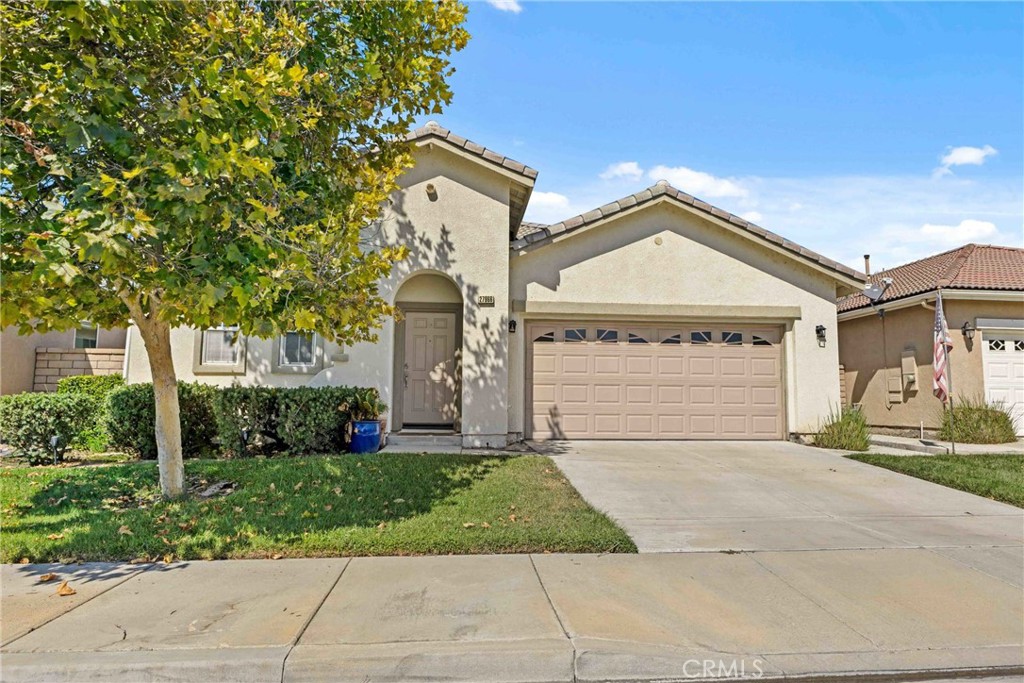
392 272 463 432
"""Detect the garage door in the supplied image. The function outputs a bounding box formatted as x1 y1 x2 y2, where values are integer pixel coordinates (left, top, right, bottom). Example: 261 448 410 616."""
528 323 784 439
982 332 1024 436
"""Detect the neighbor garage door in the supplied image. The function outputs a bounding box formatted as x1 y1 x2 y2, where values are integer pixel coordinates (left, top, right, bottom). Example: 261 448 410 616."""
982 332 1024 436
528 322 784 439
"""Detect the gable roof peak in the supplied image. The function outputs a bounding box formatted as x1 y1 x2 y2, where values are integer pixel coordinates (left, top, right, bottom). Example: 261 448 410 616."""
512 181 864 285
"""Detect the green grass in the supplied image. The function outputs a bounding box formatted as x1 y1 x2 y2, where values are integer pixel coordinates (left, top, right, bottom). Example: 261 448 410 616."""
848 454 1024 508
0 454 636 562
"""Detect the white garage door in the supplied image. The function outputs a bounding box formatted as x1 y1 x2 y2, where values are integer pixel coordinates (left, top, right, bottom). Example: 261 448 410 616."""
528 322 784 440
982 332 1024 436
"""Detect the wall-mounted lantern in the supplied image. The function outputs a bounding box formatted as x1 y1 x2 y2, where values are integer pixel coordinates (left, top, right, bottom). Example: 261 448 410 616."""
815 324 827 347
508 319 517 334
961 321 976 340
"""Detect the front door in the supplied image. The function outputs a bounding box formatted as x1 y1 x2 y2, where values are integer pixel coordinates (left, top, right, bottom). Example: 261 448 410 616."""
402 311 458 426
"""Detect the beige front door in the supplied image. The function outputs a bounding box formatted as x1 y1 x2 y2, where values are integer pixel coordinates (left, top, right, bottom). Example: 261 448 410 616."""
529 322 784 440
403 311 458 426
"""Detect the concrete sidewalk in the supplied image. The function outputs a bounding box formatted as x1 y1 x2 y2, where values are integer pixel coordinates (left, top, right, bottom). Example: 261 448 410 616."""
3 550 1022 682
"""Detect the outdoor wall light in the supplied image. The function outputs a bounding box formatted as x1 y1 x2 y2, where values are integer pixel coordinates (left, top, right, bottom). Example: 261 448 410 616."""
508 319 517 334
961 321 976 340
815 324 827 347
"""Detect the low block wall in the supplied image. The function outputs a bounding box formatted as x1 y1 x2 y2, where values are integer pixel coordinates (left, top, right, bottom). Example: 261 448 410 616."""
33 347 125 392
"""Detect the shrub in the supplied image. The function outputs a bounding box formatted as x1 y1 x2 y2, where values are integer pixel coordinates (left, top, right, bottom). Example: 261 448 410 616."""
815 405 870 451
213 386 280 456
105 382 218 459
937 395 1018 444
57 375 125 451
0 392 95 463
276 386 355 454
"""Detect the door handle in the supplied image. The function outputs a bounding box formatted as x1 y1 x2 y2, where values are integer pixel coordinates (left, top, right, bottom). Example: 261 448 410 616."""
403 363 409 388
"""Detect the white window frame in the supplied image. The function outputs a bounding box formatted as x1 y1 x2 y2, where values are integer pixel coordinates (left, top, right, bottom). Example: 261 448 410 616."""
192 326 247 375
271 332 324 375
74 325 98 349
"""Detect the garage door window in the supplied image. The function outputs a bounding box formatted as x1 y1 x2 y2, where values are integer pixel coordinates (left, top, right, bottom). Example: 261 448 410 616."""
661 333 682 345
988 339 1006 351
564 328 586 342
752 335 773 346
690 331 712 344
534 331 555 343
596 328 618 343
722 331 743 345
627 331 649 344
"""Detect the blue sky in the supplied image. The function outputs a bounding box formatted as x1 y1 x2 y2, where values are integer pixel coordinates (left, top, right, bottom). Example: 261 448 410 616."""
417 1 1023 271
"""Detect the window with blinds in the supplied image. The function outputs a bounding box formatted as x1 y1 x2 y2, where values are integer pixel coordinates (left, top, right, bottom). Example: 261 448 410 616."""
280 332 315 365
201 327 240 364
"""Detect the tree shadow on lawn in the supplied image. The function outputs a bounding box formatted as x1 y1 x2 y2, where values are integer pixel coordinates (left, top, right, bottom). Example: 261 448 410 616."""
4 453 504 562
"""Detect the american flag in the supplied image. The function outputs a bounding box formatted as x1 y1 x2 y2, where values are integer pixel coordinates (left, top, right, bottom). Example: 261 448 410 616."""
933 291 953 402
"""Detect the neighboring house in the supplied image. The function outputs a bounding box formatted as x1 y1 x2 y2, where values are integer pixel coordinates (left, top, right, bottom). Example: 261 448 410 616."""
124 122 865 446
1 325 127 394
838 244 1024 435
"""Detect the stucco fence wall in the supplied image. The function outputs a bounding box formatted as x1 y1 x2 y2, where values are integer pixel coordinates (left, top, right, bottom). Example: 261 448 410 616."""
32 348 126 392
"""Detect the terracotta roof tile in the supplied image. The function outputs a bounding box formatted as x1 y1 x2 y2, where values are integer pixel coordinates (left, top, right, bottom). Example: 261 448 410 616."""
407 122 539 180
837 244 1024 312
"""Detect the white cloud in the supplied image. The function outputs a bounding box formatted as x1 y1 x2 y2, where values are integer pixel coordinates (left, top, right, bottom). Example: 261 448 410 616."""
934 144 998 177
647 164 748 198
524 190 575 223
919 219 998 244
740 211 763 223
599 161 644 181
487 0 522 13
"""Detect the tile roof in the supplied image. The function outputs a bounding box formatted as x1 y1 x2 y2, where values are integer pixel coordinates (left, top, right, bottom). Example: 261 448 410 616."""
511 181 865 283
838 244 1024 312
407 122 538 180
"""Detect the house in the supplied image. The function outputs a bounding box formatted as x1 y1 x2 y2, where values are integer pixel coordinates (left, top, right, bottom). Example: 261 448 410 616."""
1 325 127 395
124 123 865 446
838 244 1024 435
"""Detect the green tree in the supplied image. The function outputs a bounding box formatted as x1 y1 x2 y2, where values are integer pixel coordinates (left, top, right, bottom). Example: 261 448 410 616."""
1 0 468 496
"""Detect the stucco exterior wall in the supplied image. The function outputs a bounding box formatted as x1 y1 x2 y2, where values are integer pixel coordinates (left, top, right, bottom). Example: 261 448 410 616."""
838 298 1024 429
125 145 514 447
2 326 127 395
508 202 844 436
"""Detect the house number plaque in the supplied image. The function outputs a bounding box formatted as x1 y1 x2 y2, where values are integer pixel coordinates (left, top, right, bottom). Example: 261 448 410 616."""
477 295 495 306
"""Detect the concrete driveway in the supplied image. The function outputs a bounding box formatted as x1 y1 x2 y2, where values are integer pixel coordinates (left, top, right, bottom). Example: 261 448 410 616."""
546 440 1024 558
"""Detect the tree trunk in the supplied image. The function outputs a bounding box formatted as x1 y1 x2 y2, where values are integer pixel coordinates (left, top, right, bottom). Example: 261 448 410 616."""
134 313 185 498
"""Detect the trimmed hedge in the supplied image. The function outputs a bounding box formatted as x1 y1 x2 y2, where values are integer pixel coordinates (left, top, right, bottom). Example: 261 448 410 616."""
105 382 218 459
214 386 280 456
277 386 356 454
57 375 125 451
0 393 95 463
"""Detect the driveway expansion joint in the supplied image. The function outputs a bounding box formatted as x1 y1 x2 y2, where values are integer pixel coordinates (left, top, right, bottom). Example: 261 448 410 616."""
279 558 350 683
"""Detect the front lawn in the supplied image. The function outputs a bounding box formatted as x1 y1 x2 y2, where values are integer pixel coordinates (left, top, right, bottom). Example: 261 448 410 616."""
848 454 1024 508
0 454 636 562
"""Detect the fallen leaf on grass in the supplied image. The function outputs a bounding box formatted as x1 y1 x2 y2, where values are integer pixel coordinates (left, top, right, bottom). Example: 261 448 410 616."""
462 522 475 528
118 525 133 536
508 514 517 522
323 504 333 511
38 573 59 583
481 522 491 529
46 533 64 540
271 553 283 560
56 581 76 597
18 558 30 564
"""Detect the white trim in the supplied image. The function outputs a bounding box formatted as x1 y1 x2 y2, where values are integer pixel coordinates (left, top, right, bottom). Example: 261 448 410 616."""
976 318 1024 331
838 289 1024 321
415 139 536 188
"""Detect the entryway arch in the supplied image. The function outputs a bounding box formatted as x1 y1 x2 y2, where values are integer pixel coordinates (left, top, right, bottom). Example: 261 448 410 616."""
392 272 463 432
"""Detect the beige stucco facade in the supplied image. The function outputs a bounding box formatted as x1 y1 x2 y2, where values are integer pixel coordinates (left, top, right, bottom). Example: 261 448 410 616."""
2 326 127 395
125 130 860 445
508 201 848 437
838 295 1024 429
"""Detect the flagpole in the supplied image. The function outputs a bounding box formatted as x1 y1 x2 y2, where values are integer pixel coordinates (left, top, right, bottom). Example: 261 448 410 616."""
944 340 956 456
